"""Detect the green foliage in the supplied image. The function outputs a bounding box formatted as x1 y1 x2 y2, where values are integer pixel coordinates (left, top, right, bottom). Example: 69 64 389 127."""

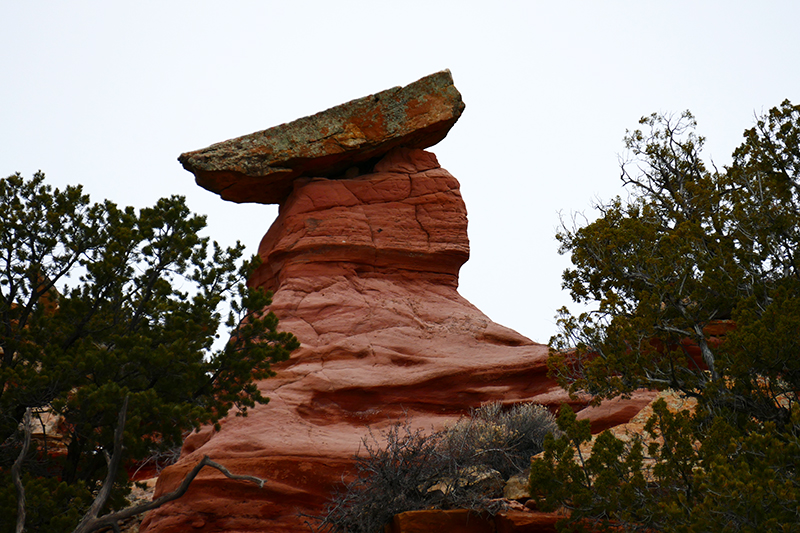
537 101 800 531
319 402 558 533
0 172 299 532
531 405 647 532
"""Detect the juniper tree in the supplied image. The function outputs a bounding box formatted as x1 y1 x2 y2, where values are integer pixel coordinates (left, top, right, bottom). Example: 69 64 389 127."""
0 172 298 532
533 101 800 531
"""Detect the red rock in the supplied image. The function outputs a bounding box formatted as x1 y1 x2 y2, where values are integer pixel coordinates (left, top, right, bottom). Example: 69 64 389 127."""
178 71 464 204
249 147 468 293
141 148 652 533
495 510 561 533
384 509 562 533
575 389 657 433
389 509 494 533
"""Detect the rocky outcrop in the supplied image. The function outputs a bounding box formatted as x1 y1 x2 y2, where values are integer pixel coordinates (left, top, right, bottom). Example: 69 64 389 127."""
385 508 563 533
142 148 652 533
249 147 468 294
178 70 464 204
142 73 653 533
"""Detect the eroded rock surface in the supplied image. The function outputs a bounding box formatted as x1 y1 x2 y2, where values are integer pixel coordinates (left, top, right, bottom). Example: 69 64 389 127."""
141 148 651 533
179 70 464 204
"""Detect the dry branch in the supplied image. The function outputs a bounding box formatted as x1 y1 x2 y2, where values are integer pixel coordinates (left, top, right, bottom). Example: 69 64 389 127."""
12 408 32 533
71 394 266 533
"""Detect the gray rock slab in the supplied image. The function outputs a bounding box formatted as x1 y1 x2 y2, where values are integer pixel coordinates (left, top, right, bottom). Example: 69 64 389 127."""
179 70 465 204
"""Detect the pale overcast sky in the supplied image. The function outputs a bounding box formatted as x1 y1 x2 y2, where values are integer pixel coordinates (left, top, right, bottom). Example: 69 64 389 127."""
3 2 799 343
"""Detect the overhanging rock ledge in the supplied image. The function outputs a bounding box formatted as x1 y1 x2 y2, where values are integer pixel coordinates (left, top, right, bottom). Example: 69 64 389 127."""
178 70 465 204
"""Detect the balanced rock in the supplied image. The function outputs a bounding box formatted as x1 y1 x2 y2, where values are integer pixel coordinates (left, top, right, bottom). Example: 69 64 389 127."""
179 70 464 204
142 74 653 533
141 148 652 533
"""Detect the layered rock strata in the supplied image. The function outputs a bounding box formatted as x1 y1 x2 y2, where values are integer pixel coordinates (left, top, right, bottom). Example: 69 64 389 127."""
142 73 653 533
141 148 652 533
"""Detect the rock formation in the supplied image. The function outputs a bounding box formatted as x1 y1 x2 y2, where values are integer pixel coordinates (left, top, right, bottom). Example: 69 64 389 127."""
178 70 464 204
141 72 653 533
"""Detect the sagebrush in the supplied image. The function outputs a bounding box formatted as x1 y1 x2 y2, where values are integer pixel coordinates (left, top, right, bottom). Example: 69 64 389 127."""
316 401 557 533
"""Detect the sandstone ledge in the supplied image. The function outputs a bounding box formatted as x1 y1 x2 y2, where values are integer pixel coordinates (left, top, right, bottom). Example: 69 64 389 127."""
387 508 562 533
179 70 465 204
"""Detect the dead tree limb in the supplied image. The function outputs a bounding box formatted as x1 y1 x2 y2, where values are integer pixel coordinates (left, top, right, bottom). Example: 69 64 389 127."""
11 394 265 533
73 454 267 533
12 408 32 533
72 394 266 533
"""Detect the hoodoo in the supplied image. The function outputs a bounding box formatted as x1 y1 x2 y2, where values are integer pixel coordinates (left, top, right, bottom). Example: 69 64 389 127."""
142 71 652 533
